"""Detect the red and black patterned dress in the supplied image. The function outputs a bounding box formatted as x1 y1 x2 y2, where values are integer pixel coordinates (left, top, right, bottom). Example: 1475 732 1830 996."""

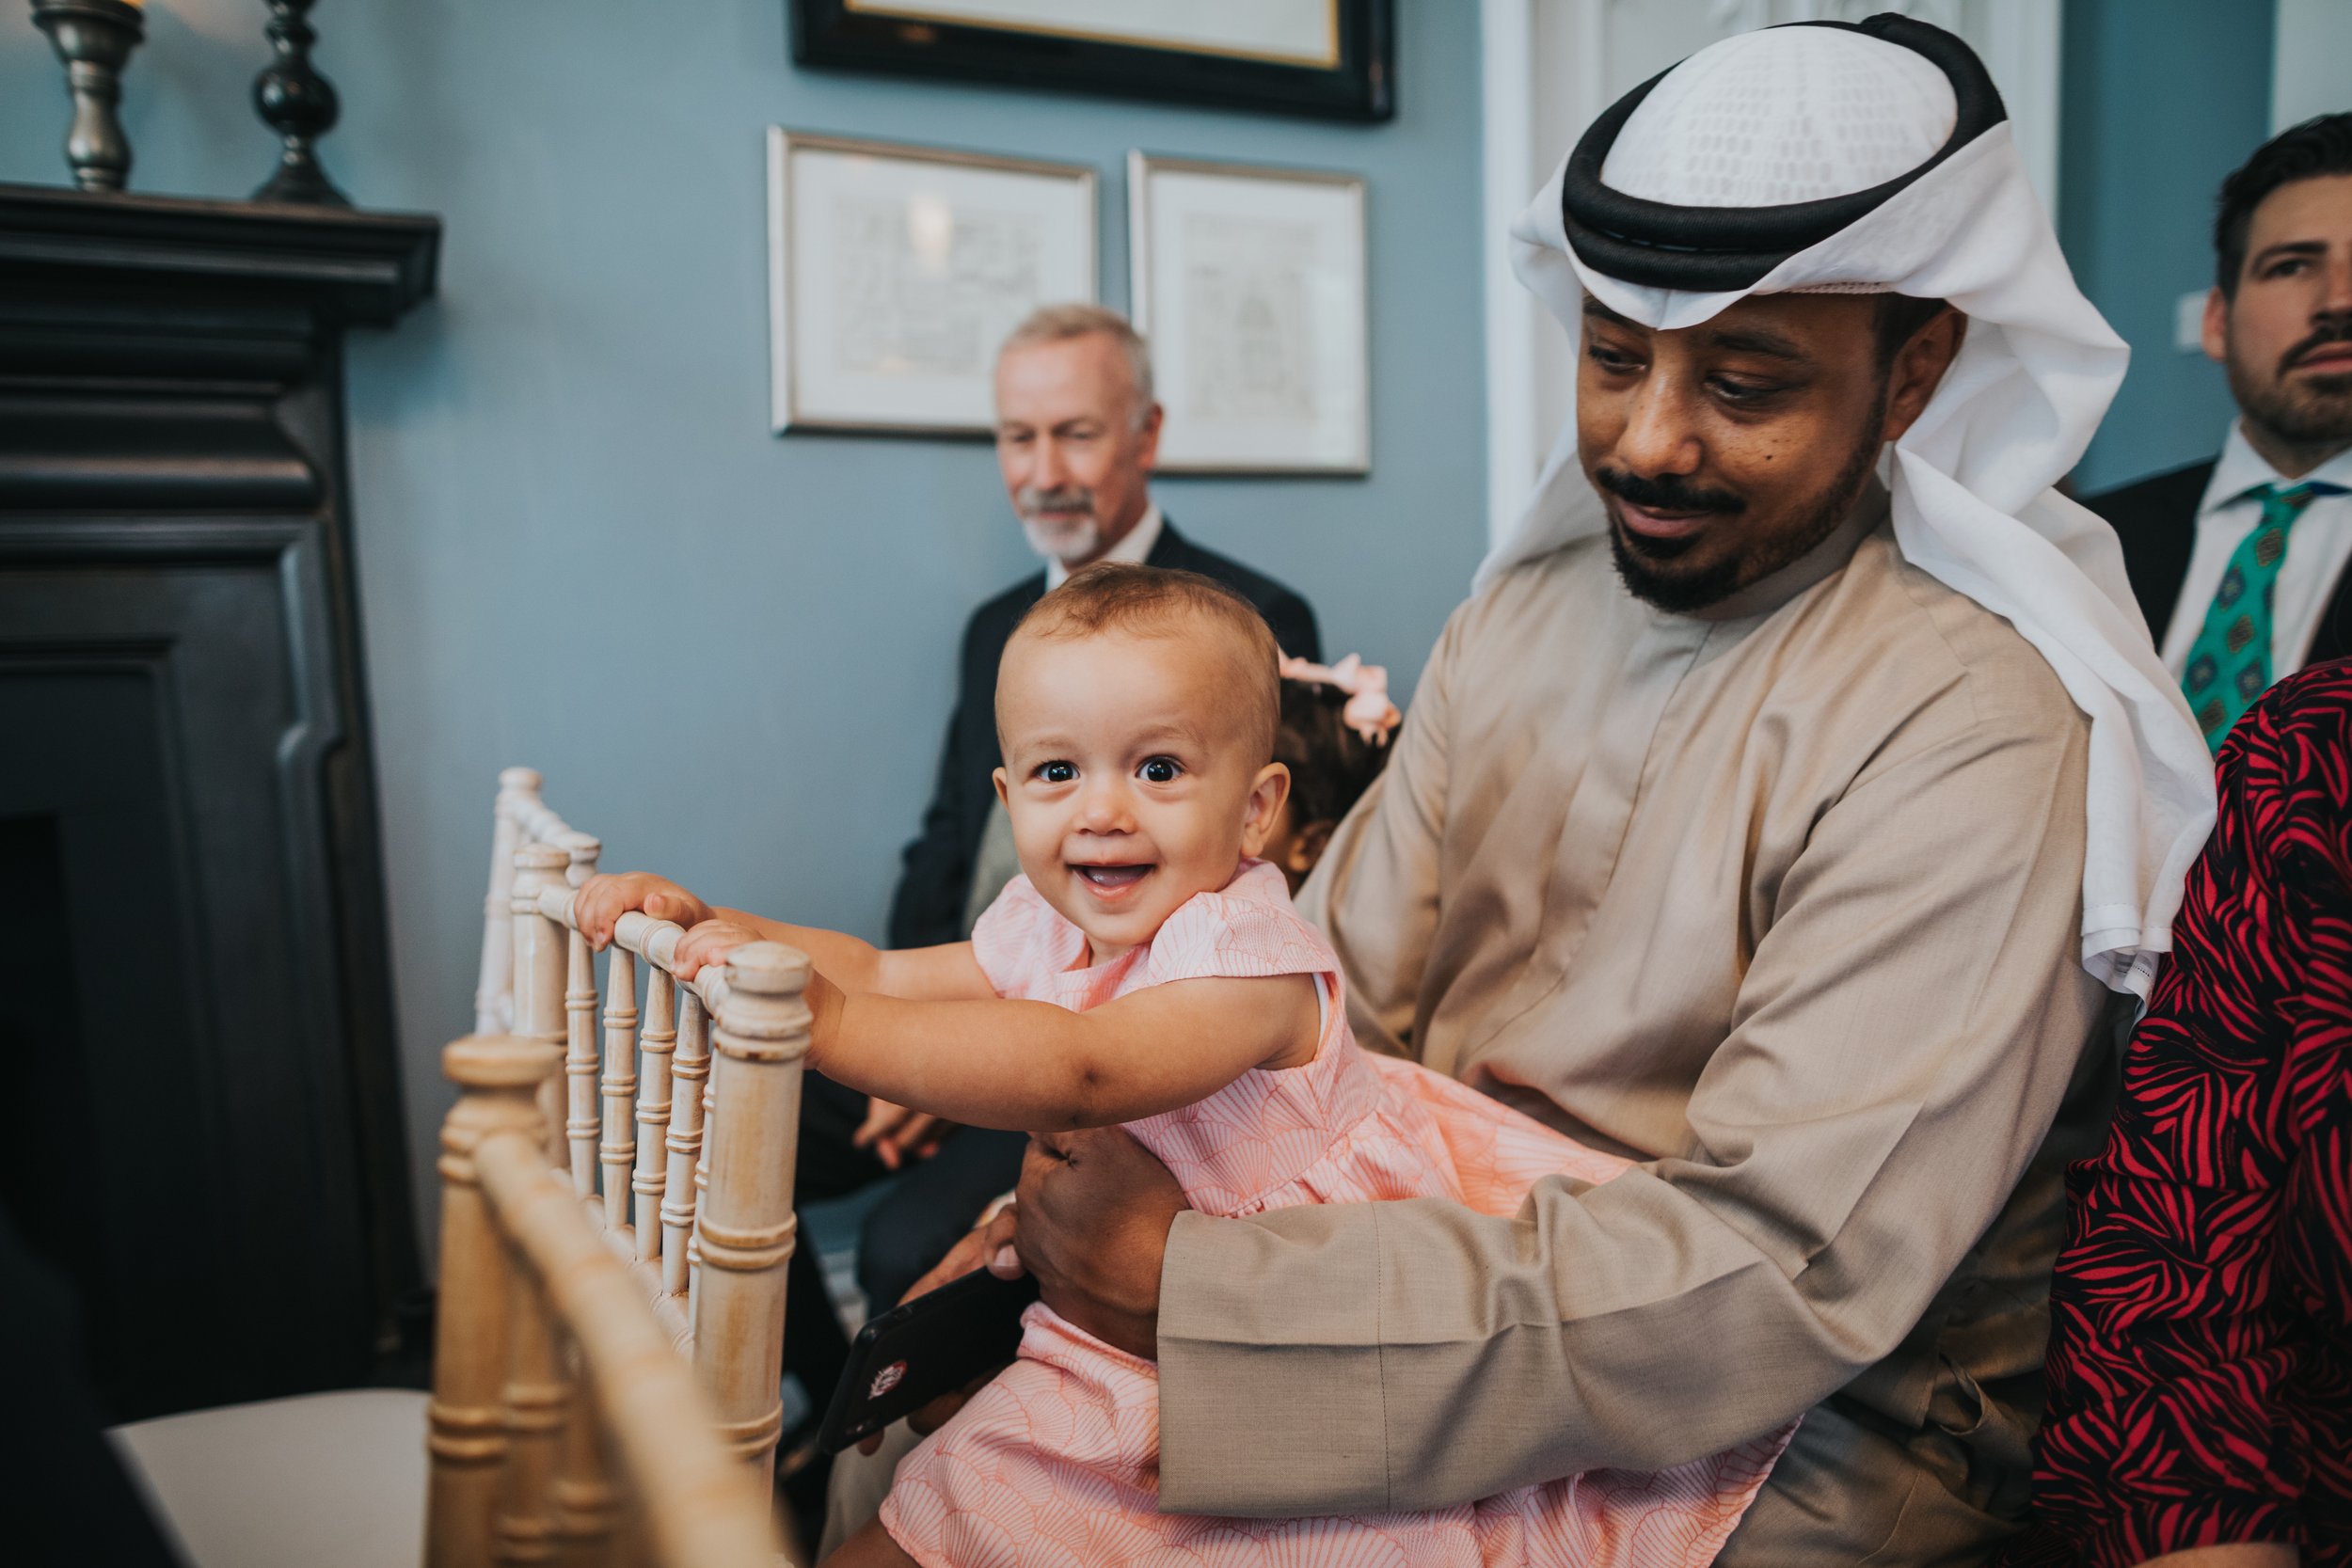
2007 659 2352 1567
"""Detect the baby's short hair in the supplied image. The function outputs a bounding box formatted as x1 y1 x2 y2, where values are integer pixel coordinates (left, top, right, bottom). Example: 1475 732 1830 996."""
1011 562 1282 759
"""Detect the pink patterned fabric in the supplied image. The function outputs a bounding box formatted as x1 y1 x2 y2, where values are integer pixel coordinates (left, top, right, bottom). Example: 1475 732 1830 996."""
880 863 1792 1568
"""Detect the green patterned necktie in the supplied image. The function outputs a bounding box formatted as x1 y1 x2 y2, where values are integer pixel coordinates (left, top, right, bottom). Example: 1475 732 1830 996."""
2180 481 2340 749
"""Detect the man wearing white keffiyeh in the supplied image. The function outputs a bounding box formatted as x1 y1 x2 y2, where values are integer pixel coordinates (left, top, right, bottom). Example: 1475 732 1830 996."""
831 16 2217 1567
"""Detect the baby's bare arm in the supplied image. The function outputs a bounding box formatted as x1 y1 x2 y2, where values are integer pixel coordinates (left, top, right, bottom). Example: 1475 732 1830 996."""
696 914 992 1001
574 872 991 999
811 973 1320 1132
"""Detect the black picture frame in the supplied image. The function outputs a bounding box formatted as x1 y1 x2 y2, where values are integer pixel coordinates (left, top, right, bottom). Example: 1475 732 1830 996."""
788 1 1394 123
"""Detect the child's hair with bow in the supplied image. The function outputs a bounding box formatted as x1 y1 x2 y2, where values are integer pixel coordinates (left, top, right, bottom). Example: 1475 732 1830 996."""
1265 654 1402 891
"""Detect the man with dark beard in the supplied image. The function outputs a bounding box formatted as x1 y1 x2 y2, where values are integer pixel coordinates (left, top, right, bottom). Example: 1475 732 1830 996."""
1580 289 1947 614
2092 114 2352 752
834 18 2217 1565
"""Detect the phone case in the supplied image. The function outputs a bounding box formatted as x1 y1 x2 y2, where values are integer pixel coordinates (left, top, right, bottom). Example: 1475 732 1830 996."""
816 1267 1042 1455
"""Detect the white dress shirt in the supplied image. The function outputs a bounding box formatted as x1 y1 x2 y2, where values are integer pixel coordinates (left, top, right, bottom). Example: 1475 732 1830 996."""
2159 423 2352 679
1043 504 1162 590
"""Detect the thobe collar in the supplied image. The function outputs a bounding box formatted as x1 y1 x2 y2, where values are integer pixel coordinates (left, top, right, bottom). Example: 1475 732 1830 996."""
1646 476 1889 626
1044 503 1163 589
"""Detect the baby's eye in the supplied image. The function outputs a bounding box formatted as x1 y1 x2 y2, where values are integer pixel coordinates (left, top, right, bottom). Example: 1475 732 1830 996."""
1138 756 1182 784
1036 760 1076 784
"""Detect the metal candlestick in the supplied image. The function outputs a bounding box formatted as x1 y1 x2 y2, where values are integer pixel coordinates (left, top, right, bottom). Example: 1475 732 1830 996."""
30 0 147 194
251 0 348 205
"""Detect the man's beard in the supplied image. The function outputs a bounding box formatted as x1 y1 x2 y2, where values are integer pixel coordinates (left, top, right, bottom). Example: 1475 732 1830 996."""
2229 316 2352 453
1018 485 1102 564
1602 390 1887 614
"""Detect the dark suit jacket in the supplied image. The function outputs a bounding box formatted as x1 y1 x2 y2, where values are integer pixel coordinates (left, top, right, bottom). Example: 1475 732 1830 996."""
887 520 1320 949
2088 456 2352 658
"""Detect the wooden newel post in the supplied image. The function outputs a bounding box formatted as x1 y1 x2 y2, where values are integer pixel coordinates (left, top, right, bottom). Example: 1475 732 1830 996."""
694 942 809 1478
428 1034 564 1568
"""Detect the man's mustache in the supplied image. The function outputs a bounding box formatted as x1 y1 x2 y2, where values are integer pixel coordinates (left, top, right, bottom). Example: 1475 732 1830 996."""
1018 486 1096 519
1594 467 1747 515
2280 316 2352 375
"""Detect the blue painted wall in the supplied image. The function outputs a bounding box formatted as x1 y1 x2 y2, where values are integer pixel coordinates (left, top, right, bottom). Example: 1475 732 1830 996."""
2060 0 2277 494
1 2 1488 1240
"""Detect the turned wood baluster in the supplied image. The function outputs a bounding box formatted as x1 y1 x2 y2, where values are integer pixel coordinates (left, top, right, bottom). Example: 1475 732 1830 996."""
427 1034 562 1568
469 1128 787 1568
632 971 675 1263
559 831 600 891
695 942 808 1477
660 990 710 1298
560 833 602 1197
689 1069 712 1327
548 1370 620 1568
496 1248 568 1563
598 948 639 1232
475 768 542 1035
510 845 572 1175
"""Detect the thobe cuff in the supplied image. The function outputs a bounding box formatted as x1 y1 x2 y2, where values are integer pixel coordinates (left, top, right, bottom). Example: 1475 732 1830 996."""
1157 1205 1391 1514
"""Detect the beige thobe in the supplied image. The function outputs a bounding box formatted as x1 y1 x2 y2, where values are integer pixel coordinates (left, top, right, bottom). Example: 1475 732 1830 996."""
1156 496 2120 1563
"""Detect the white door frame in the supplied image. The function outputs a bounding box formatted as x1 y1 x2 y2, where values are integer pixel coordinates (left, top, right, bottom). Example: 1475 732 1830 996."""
1479 0 2063 547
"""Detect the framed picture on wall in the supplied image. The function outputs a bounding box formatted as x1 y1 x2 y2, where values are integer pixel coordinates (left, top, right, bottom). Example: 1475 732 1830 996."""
766 129 1099 436
788 1 1394 123
1128 152 1369 476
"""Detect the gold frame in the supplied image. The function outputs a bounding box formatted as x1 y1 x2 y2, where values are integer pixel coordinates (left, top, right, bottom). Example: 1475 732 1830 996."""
841 0 1343 70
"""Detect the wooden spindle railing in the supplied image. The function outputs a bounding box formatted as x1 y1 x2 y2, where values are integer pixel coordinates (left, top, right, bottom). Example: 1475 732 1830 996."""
469 770 809 1497
632 971 675 1265
599 946 640 1232
661 990 709 1299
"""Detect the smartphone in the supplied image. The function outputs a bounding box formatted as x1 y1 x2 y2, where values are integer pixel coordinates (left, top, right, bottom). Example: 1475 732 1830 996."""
816 1266 1041 1455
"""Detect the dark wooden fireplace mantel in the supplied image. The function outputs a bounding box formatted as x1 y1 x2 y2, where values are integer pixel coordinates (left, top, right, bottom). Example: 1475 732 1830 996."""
0 183 439 1418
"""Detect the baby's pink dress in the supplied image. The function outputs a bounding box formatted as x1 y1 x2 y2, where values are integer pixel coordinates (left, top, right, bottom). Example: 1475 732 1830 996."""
879 863 1792 1568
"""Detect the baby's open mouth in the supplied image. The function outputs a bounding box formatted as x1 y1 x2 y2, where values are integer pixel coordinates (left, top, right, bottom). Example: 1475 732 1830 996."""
1072 863 1152 891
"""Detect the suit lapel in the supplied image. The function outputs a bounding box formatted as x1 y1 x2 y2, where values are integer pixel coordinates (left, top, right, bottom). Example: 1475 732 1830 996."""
2112 461 2212 647
2309 562 2352 666
1144 517 1191 571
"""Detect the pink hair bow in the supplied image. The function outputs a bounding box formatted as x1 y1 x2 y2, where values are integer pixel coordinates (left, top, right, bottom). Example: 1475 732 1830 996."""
1279 652 1403 747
